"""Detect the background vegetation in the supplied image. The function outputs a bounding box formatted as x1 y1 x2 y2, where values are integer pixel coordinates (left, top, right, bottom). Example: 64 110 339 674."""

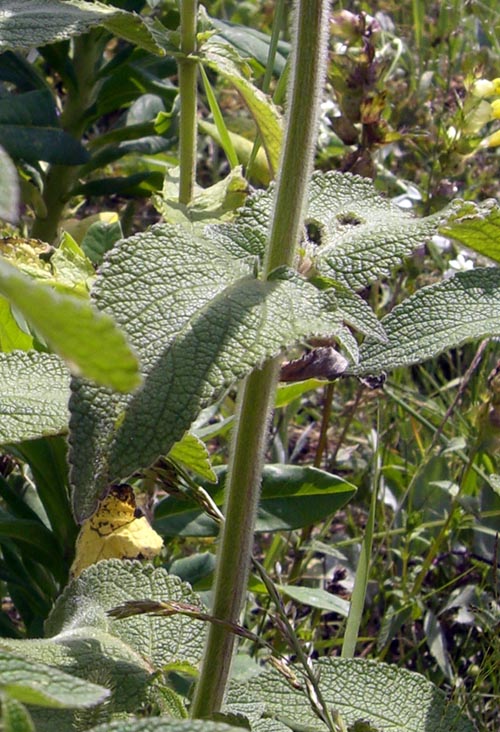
0 1 499 731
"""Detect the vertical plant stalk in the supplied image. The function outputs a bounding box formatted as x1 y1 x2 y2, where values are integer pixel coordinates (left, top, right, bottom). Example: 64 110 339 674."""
31 32 105 243
341 424 380 658
178 0 198 205
190 0 330 718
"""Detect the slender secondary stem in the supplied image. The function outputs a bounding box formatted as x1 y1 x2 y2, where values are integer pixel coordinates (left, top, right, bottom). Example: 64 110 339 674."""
31 32 105 243
190 0 330 718
178 0 198 204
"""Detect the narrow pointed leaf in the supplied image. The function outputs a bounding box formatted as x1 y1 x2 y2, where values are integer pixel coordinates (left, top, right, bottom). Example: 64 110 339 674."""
0 352 69 444
202 40 283 176
355 268 500 375
278 585 350 617
0 258 139 391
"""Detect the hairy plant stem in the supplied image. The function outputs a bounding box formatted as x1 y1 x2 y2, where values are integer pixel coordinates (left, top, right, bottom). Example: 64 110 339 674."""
31 32 105 243
190 0 330 718
178 0 198 205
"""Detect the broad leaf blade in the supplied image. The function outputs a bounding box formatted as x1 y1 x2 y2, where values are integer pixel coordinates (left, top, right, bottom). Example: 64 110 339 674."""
226 658 475 732
355 268 500 375
0 352 69 444
1 562 206 723
440 199 500 264
0 125 89 165
0 258 140 392
0 0 166 56
154 465 356 537
86 720 241 732
69 224 342 521
0 649 109 708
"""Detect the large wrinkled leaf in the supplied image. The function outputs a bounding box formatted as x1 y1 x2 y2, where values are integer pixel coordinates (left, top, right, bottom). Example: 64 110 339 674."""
69 223 342 521
0 649 109 708
0 351 69 443
154 465 356 537
0 561 206 725
86 720 241 732
226 658 475 732
0 257 139 391
0 0 166 56
69 172 500 520
210 172 493 292
355 268 500 375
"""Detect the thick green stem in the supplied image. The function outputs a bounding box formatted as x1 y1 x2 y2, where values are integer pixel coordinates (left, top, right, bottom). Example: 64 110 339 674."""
178 0 198 204
190 0 329 718
31 32 104 243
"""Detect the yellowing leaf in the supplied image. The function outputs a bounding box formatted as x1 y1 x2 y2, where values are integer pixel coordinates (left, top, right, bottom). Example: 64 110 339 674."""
70 485 163 578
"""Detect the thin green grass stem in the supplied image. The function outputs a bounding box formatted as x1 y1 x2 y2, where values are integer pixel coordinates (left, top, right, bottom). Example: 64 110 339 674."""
341 425 380 658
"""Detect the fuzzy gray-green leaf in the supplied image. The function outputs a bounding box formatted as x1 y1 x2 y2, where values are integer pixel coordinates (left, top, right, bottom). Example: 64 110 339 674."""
0 561 205 726
355 268 500 375
86 720 241 732
0 0 165 55
0 649 109 709
210 172 470 292
226 658 474 732
69 225 341 521
0 351 70 444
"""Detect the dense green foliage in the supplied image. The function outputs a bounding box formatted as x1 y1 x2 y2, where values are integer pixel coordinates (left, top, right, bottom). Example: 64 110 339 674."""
0 2 499 731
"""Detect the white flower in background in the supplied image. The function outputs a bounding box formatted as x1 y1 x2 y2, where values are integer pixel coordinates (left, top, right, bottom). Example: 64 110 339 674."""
444 252 475 278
